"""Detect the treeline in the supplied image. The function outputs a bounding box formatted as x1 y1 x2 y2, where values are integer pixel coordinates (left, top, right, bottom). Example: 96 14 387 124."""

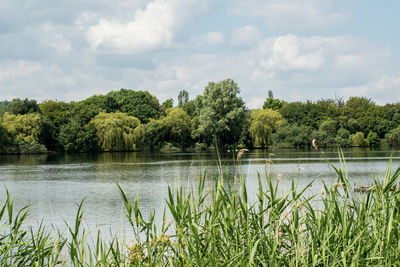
1 79 400 154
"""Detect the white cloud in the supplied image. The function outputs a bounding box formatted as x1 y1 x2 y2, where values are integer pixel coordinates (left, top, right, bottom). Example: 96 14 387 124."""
204 32 224 45
229 0 346 30
127 34 391 106
85 0 212 53
0 61 76 100
41 25 72 54
261 34 324 71
339 74 400 104
230 26 261 47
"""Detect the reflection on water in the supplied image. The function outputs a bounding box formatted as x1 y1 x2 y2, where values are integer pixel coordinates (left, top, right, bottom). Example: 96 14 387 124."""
0 148 399 238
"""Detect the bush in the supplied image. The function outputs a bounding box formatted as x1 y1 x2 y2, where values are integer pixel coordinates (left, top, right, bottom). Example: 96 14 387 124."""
367 131 380 147
385 126 400 149
272 122 313 148
352 132 369 147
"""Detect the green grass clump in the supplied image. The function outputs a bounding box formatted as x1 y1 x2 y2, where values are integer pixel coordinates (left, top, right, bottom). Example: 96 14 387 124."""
1 153 400 266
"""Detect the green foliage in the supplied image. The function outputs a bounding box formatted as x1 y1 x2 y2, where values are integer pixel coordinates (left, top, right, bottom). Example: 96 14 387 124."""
347 118 361 134
2 112 42 144
181 100 196 117
39 100 70 133
319 119 338 136
272 121 313 148
367 131 380 147
7 98 39 115
90 112 142 151
249 109 283 147
238 110 253 148
160 98 174 116
161 98 174 109
335 128 352 147
160 108 192 148
267 89 273 98
59 120 98 152
83 94 120 113
0 123 10 150
143 119 164 151
15 141 47 154
263 97 284 110
385 126 400 149
352 132 369 147
345 97 376 132
178 90 189 106
196 79 246 146
107 89 160 123
67 102 102 125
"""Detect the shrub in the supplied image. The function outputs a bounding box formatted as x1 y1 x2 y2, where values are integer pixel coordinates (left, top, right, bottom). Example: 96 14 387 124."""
385 126 400 149
352 132 369 147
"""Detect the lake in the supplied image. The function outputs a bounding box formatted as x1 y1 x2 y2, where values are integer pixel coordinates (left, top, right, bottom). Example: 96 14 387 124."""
1 148 399 240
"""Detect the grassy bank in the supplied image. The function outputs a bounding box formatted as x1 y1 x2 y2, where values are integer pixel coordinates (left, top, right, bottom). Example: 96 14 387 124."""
1 153 400 266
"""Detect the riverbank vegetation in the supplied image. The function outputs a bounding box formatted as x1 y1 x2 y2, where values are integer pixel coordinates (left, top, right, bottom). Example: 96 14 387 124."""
1 79 400 154
1 155 400 265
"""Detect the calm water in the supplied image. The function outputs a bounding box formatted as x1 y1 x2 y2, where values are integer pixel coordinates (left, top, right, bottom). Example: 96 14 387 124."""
0 148 399 239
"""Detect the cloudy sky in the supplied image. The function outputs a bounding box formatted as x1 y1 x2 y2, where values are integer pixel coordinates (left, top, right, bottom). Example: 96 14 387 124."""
1 0 399 108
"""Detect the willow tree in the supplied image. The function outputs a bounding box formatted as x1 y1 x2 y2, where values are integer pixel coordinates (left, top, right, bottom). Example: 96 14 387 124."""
1 112 42 143
249 109 283 148
89 112 142 151
161 107 192 148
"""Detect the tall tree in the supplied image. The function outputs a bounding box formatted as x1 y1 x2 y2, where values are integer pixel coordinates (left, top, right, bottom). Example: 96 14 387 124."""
196 79 246 146
107 89 160 123
8 98 39 115
178 90 189 106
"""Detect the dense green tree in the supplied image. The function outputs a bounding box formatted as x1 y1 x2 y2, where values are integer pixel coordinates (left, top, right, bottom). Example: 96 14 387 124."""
161 108 192 148
272 122 313 148
279 102 310 127
107 89 160 123
249 109 283 147
263 97 284 110
335 128 352 147
196 79 246 147
0 123 10 150
2 112 42 144
385 126 400 149
162 98 174 109
367 131 380 147
238 110 253 148
352 132 369 147
347 118 361 134
143 119 164 151
178 90 189 106
68 102 103 125
83 94 120 113
90 112 142 151
319 119 338 137
344 97 376 132
39 100 70 133
7 98 39 115
160 98 174 116
59 120 98 152
181 100 196 117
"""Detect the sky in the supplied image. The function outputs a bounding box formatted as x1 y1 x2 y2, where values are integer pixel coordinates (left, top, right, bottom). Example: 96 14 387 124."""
1 0 400 108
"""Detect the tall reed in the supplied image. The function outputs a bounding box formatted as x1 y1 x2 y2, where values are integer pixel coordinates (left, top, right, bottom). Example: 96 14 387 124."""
1 151 400 266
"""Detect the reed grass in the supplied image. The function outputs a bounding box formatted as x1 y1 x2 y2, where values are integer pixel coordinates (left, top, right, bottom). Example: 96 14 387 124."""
1 151 400 266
